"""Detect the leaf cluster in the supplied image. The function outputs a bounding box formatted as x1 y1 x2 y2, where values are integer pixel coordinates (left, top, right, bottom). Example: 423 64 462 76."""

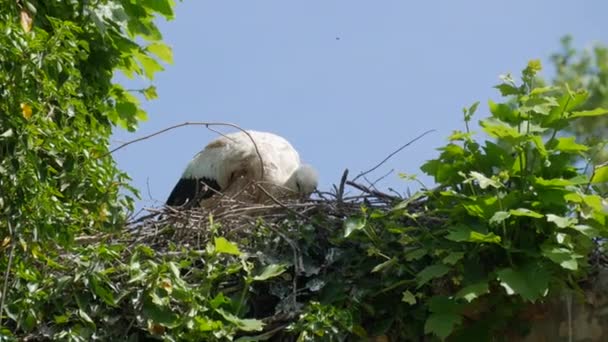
0 0 174 339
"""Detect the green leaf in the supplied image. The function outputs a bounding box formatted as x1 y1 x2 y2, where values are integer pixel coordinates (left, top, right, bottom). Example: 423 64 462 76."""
529 135 548 158
405 248 428 261
142 0 175 19
54 314 70 324
582 194 606 213
496 264 549 302
253 264 287 281
509 208 544 218
546 214 577 228
455 282 489 302
0 129 13 138
447 130 475 142
488 100 518 123
147 42 173 63
209 293 230 309
143 298 179 327
90 275 116 306
416 264 450 288
469 231 502 244
424 313 461 340
544 90 589 126
541 246 580 270
529 86 559 96
494 83 521 96
402 290 417 305
469 171 502 189
552 137 588 153
216 308 264 331
439 144 466 158
78 309 96 327
194 316 223 332
525 96 559 116
489 211 510 225
533 177 574 187
591 165 608 184
135 51 164 79
128 18 163 41
116 100 137 119
344 216 366 238
168 262 181 278
569 107 608 118
570 224 599 238
371 257 397 273
463 196 499 220
468 101 480 116
480 119 522 140
142 86 158 100
445 226 501 244
214 237 241 255
442 252 464 265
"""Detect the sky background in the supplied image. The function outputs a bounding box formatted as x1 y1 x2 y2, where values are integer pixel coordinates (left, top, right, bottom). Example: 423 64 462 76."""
113 0 608 212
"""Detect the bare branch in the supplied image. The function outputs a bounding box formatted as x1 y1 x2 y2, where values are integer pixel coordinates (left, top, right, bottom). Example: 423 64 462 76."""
352 129 435 182
104 121 266 181
337 169 349 205
346 180 399 202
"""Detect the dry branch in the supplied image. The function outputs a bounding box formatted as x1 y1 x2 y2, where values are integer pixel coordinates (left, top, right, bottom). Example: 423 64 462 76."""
105 121 267 181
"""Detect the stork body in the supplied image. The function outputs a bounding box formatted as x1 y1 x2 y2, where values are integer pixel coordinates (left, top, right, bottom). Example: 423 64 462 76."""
166 130 318 207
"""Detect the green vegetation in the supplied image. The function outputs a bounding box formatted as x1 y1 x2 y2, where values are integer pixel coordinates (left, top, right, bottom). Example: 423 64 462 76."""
0 0 173 339
0 1 607 340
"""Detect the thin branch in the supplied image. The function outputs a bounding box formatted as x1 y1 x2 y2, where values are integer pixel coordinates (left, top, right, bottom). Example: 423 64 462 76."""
104 121 266 181
337 169 349 205
255 184 311 222
352 129 435 182
346 180 399 201
370 168 395 188
145 177 154 201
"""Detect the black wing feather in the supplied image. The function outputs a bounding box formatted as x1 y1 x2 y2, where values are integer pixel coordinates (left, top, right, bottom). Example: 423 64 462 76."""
166 177 221 207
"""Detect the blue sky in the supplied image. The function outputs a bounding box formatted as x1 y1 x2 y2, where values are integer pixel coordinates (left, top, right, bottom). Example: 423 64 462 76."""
113 0 607 211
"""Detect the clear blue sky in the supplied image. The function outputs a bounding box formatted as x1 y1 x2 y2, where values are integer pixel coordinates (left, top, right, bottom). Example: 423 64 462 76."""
113 1 608 211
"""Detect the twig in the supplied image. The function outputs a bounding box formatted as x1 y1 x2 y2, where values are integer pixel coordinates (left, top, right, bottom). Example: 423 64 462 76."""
337 169 349 205
104 121 266 181
352 129 435 182
370 168 395 188
255 184 312 222
346 180 399 201
74 234 111 245
206 126 237 143
146 177 154 201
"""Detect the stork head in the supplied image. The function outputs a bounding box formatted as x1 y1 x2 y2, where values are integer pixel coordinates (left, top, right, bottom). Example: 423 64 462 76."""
286 164 318 197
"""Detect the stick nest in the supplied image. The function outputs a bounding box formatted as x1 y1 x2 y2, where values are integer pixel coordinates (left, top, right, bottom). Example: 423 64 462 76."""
125 175 423 253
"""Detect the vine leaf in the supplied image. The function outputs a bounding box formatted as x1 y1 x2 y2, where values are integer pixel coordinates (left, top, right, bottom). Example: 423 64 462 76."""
214 237 241 256
417 264 450 288
496 264 549 302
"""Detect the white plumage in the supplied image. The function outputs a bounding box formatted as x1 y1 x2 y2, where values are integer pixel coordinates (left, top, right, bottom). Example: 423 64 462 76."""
166 130 318 207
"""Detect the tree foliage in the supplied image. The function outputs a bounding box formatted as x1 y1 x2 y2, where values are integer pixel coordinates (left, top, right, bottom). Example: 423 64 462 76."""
547 36 608 164
0 0 173 339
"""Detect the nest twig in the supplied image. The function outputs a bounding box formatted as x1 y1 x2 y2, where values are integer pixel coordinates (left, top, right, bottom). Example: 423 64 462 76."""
123 174 409 253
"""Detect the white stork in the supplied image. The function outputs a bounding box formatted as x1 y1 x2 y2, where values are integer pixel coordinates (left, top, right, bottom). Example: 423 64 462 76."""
166 130 318 207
